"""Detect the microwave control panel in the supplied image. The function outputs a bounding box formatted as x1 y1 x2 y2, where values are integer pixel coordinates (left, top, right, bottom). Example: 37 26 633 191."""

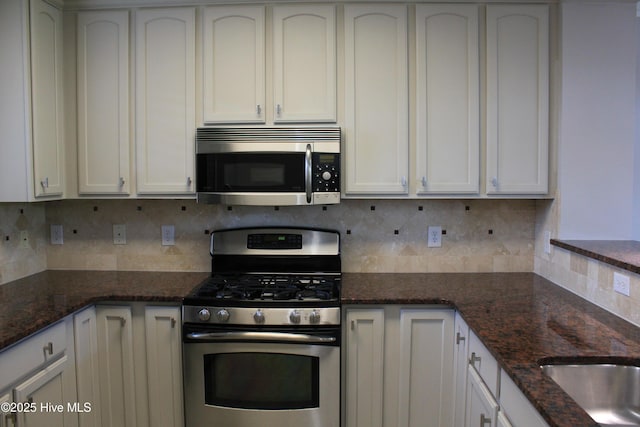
313 153 340 192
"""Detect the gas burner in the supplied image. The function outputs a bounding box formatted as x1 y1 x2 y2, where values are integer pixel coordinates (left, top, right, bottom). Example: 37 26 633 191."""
190 274 340 303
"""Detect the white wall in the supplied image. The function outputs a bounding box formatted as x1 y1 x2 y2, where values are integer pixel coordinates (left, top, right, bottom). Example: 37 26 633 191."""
558 1 637 240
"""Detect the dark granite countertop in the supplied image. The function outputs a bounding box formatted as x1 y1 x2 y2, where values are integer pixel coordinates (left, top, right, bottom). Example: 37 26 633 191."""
551 239 640 275
3 270 640 427
342 272 640 427
0 270 209 350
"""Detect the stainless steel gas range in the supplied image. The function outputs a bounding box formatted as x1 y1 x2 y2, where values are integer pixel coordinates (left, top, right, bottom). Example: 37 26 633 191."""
182 227 341 427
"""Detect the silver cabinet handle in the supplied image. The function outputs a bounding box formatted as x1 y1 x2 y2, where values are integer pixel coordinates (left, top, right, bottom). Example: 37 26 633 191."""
120 317 126 327
43 342 53 356
187 177 192 187
480 414 492 426
491 177 498 188
421 176 427 187
256 104 262 115
171 318 176 328
276 104 282 117
456 332 466 345
119 177 125 187
470 352 481 367
401 176 407 187
40 177 49 189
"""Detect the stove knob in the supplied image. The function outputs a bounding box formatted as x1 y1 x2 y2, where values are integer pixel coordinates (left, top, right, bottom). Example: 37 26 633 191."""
322 171 332 181
253 310 265 324
309 310 321 324
198 308 211 322
289 310 301 324
216 309 230 323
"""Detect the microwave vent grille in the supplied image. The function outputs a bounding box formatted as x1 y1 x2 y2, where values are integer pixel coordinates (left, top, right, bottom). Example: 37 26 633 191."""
196 127 341 143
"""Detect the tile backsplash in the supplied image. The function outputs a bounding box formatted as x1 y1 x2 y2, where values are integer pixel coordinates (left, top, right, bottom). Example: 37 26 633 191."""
41 199 536 274
0 203 47 284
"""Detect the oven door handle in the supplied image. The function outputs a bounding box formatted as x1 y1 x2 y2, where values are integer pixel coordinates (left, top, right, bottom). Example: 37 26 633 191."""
185 331 336 344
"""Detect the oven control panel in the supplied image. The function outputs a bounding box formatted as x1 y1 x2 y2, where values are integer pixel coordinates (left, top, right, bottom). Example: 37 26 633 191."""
247 233 302 250
183 306 341 326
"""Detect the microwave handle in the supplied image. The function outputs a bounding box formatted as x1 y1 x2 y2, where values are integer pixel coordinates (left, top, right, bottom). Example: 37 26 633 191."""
305 144 312 204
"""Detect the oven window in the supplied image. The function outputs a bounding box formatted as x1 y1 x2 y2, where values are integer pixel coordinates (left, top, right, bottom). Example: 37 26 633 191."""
203 352 319 410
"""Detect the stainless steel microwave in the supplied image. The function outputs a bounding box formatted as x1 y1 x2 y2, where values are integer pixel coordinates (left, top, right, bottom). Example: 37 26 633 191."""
196 127 341 206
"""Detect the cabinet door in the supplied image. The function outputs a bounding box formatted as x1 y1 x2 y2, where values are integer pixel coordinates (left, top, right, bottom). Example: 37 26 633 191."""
486 5 549 194
96 306 136 427
273 5 336 123
202 6 265 124
77 11 130 195
416 5 479 194
74 307 101 427
345 308 385 427
14 356 69 427
453 313 470 427
397 309 454 427
30 0 64 198
344 5 409 195
466 368 498 427
0 392 13 427
145 307 183 427
136 7 196 194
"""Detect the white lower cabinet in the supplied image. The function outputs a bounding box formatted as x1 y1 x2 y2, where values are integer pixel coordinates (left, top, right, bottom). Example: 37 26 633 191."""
0 317 77 427
74 307 101 427
453 318 549 427
466 367 498 427
344 306 454 427
96 305 136 427
499 373 548 427
144 307 183 427
92 304 183 427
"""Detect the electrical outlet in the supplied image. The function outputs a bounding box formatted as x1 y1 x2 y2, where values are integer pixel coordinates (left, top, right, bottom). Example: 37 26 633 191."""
50 225 63 245
613 272 630 297
161 225 175 246
113 224 127 245
19 230 29 249
428 226 442 248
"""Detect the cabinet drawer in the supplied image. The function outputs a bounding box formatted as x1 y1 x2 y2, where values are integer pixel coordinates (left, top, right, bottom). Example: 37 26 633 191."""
468 331 499 396
0 321 66 389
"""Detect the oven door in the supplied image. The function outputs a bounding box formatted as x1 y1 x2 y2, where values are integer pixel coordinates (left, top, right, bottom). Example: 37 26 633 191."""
183 327 340 427
196 142 312 206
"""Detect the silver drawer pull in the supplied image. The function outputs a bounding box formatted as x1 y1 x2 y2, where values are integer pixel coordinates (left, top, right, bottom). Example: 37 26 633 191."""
480 414 491 426
43 342 53 356
456 332 466 345
469 352 481 366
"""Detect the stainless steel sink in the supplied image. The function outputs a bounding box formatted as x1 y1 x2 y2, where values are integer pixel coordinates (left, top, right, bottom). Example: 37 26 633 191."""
541 363 640 426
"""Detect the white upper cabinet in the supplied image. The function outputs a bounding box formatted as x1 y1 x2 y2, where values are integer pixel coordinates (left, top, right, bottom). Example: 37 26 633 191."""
203 4 336 125
77 10 130 195
486 5 549 194
30 0 65 198
202 6 265 124
344 4 409 195
272 5 336 122
135 7 196 195
415 5 480 195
